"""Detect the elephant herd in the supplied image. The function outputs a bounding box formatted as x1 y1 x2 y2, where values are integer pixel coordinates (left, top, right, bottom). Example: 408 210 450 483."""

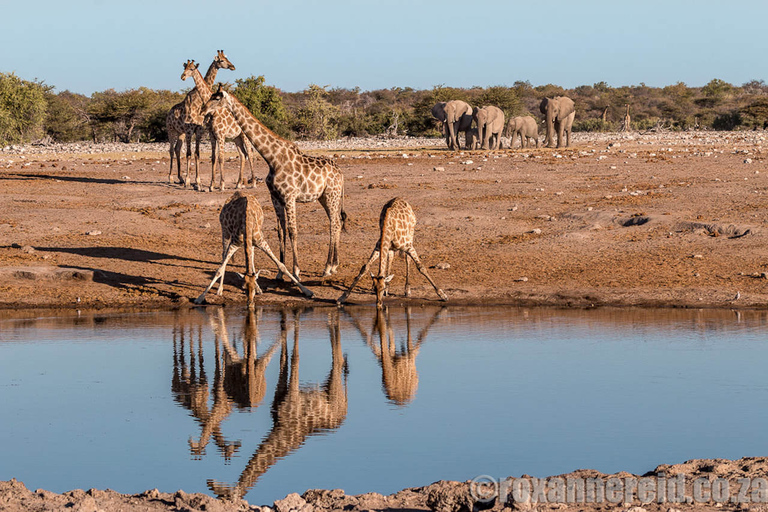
431 96 575 150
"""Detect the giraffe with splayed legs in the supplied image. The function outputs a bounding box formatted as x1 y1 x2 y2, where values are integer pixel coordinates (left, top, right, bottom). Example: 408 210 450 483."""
194 190 314 307
202 89 347 282
337 197 448 308
166 51 235 188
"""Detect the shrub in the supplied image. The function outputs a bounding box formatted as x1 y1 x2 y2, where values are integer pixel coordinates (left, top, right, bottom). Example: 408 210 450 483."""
573 118 613 132
0 72 48 144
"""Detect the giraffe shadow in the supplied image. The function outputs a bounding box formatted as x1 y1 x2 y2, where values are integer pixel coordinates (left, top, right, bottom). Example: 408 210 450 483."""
57 264 192 300
34 246 208 265
4 172 160 186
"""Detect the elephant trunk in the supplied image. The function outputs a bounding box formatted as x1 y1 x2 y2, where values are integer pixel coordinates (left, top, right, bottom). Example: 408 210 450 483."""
545 111 555 148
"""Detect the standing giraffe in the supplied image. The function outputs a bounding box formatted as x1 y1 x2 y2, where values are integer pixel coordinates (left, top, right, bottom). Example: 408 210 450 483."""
620 104 632 132
208 96 258 192
336 197 448 308
201 89 346 281
166 51 235 188
194 191 314 308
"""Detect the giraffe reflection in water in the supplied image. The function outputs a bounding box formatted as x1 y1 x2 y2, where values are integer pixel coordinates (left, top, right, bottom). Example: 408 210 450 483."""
346 306 444 406
208 309 349 500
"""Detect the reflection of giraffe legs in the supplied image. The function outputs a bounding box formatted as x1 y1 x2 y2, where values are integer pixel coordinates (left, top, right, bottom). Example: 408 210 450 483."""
345 306 444 405
207 309 348 501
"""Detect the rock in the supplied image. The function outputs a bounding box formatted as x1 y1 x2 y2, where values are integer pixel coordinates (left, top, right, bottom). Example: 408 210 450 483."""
274 492 311 512
433 166 445 172
433 262 451 270
424 481 474 512
692 254 704 259
529 229 542 235
21 245 35 254
744 158 753 164
86 230 102 236
516 277 529 282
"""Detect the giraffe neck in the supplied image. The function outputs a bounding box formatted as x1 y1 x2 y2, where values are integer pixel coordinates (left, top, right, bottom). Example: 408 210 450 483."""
225 94 299 165
204 60 220 87
189 67 214 101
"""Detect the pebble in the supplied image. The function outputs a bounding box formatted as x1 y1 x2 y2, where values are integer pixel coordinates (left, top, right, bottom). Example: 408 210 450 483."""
434 262 451 270
86 230 102 236
516 277 529 282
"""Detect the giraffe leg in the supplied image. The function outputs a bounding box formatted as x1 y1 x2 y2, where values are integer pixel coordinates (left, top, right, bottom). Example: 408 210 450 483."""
184 134 192 188
404 247 448 301
284 199 301 280
270 192 288 281
383 250 395 296
194 128 202 190
336 248 380 304
404 251 411 298
247 246 263 295
217 135 226 191
209 135 217 193
318 191 342 276
195 243 239 304
256 240 314 298
234 136 247 189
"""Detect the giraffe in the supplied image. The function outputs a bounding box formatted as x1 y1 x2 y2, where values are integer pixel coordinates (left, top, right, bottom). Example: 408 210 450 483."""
346 305 444 406
208 97 258 192
172 317 241 461
166 51 235 188
187 308 280 460
620 103 632 132
201 89 347 281
208 309 348 501
194 191 314 308
336 197 448 308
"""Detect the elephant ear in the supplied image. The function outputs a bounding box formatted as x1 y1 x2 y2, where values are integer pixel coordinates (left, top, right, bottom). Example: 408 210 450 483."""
539 98 549 115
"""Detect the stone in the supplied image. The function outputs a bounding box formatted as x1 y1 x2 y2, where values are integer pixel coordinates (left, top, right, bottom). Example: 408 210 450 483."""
274 492 311 512
433 262 451 270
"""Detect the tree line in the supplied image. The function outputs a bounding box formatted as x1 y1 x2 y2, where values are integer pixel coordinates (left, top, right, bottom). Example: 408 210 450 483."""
2 71 768 146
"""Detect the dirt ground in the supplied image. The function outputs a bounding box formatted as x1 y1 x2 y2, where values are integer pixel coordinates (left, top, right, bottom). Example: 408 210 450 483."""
1 131 767 311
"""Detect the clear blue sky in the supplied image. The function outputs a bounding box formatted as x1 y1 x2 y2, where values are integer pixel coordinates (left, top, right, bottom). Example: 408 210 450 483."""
1 0 765 95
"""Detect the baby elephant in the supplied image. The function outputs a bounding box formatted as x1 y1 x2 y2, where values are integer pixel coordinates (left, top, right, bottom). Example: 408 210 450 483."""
505 115 539 148
337 197 448 308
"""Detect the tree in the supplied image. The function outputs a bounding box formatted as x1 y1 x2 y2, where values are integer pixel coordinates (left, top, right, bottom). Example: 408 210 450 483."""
232 75 290 138
0 72 48 144
293 84 340 140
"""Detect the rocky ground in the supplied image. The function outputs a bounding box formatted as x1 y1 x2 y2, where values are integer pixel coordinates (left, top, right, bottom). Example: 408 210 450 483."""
3 457 768 511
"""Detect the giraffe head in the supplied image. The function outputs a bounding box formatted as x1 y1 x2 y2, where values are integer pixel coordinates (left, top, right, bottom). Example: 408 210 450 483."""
214 50 236 71
370 273 394 309
243 270 261 309
202 87 230 116
180 59 198 81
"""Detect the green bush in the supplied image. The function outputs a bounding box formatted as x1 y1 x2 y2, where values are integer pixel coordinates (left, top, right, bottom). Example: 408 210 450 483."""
0 72 48 144
233 75 291 139
572 118 614 132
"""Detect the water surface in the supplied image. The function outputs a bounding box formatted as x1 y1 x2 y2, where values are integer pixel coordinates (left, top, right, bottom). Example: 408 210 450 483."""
1 306 767 504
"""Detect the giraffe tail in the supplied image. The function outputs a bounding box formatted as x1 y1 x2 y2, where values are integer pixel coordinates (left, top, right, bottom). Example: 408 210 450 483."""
340 182 348 233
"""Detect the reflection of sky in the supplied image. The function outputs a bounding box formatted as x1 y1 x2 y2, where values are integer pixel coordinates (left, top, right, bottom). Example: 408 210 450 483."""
1 307 767 505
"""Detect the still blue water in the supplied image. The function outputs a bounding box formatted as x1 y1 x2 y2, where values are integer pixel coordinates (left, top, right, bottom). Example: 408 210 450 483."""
1 306 767 504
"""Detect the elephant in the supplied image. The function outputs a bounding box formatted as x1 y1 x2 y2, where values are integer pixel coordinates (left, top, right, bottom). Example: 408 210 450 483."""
539 96 575 148
466 127 480 150
505 115 539 148
432 100 474 150
473 105 505 150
